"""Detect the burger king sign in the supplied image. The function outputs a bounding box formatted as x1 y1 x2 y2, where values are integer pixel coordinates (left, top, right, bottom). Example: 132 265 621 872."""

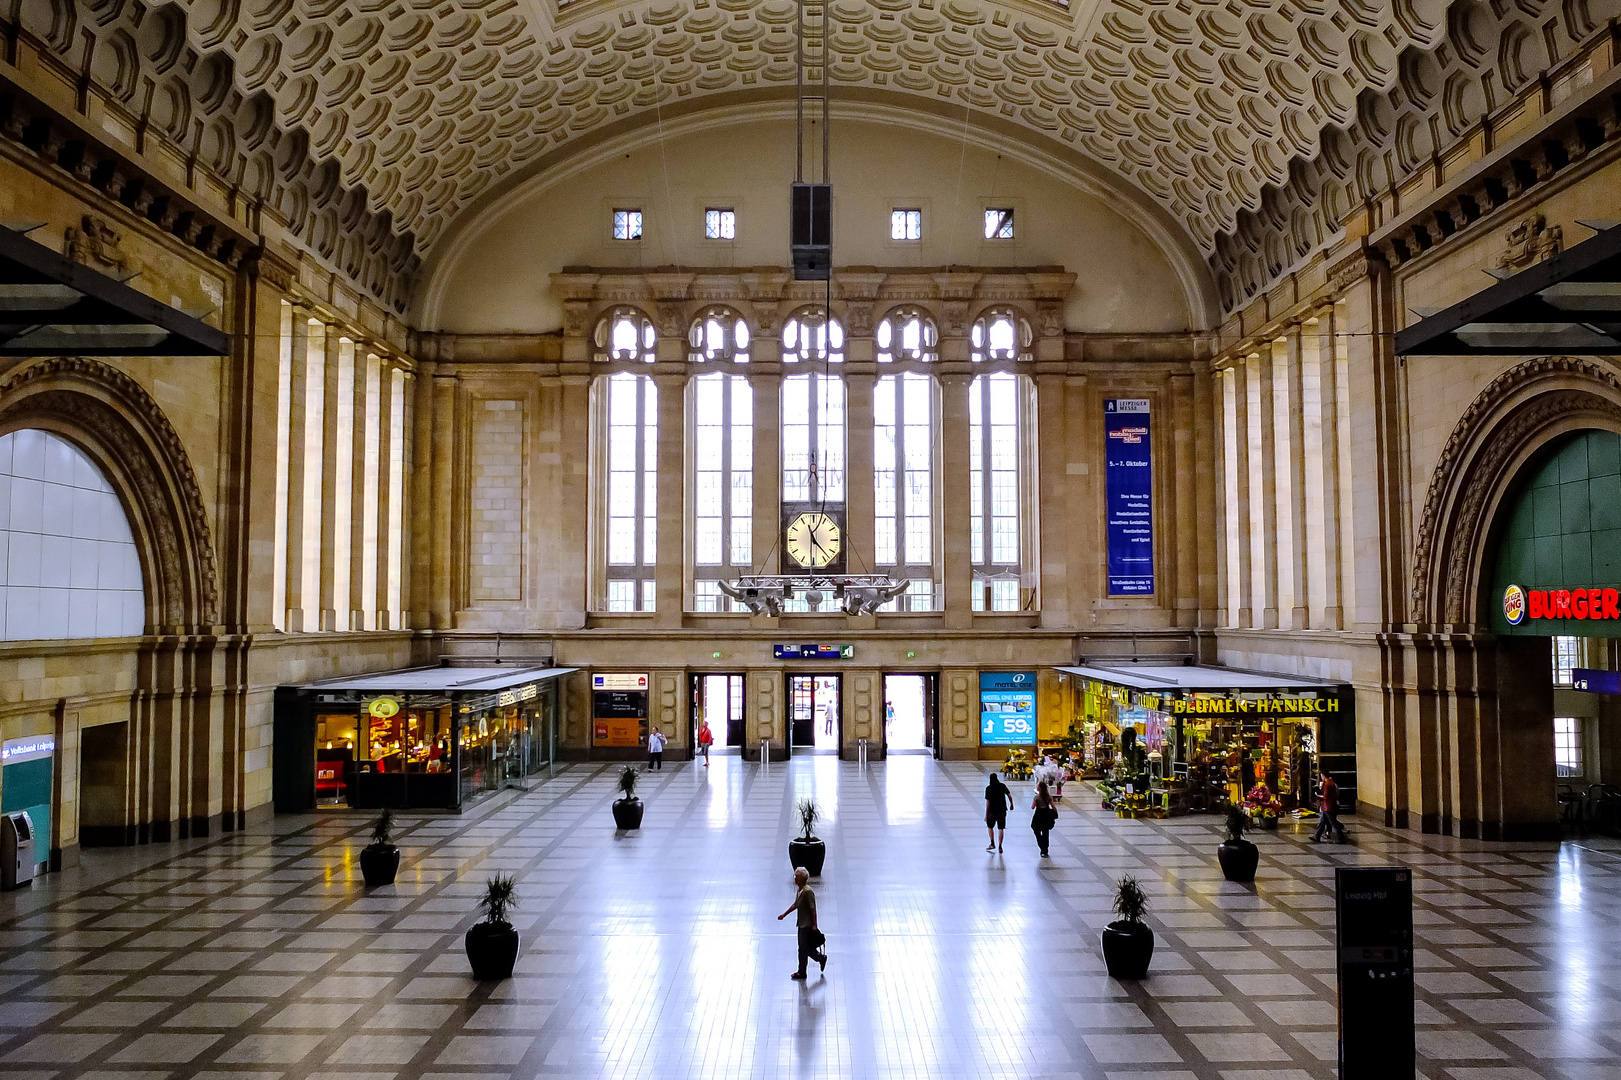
1502 583 1621 627
1503 584 1526 625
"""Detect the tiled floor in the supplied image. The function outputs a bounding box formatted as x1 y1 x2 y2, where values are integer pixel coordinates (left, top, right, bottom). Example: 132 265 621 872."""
2 757 1620 1080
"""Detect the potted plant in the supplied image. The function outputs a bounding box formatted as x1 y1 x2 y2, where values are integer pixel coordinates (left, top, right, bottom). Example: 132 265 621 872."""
1216 804 1259 883
465 874 520 980
360 808 401 887
611 765 644 830
1101 874 1154 979
788 799 826 876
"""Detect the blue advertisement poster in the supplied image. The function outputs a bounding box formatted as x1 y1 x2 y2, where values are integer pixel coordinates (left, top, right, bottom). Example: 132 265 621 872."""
980 671 1037 745
1105 398 1154 595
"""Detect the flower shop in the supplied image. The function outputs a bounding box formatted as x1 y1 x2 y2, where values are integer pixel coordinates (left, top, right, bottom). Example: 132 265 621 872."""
1058 664 1356 822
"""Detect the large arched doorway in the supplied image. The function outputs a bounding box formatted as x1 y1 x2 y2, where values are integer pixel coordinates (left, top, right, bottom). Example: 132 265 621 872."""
1408 357 1621 839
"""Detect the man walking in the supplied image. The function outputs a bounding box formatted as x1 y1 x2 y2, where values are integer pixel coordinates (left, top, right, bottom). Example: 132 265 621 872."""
1313 769 1345 842
777 867 827 980
985 770 1014 853
647 727 665 770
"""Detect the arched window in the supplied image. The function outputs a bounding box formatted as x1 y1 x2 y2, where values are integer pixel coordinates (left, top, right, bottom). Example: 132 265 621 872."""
874 372 938 610
688 306 750 364
601 372 657 611
594 306 657 363
876 306 937 363
691 372 752 612
0 429 144 640
782 307 843 364
970 308 1033 363
969 372 1034 610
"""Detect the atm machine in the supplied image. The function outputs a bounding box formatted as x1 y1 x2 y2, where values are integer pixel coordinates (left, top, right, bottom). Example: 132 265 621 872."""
2 811 36 890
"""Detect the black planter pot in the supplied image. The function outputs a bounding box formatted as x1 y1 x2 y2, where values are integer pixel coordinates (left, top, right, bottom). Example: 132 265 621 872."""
1101 920 1155 979
1216 838 1259 883
465 921 520 981
612 798 644 830
360 845 400 887
788 838 826 876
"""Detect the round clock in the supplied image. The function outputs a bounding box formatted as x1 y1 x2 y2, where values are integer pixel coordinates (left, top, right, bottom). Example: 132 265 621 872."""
785 512 842 568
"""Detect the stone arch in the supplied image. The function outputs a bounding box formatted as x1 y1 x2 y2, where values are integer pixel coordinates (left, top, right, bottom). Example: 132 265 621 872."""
1410 356 1621 630
0 358 219 634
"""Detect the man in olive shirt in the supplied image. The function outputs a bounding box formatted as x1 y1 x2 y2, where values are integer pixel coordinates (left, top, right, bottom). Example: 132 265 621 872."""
776 867 827 980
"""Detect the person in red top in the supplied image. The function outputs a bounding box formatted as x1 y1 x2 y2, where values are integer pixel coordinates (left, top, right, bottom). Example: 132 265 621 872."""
1312 769 1346 843
697 720 714 767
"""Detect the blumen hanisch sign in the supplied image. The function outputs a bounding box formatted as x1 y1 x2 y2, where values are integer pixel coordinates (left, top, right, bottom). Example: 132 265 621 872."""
1105 399 1154 595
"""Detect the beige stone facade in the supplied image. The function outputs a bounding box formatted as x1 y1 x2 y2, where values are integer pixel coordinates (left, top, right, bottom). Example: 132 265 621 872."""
1 0 1618 863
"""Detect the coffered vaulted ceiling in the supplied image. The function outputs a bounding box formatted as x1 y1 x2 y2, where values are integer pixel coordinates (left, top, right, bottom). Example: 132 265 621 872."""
18 0 1611 312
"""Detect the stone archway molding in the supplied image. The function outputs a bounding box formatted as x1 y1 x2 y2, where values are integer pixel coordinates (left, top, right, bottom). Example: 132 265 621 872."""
0 357 219 632
1410 356 1621 630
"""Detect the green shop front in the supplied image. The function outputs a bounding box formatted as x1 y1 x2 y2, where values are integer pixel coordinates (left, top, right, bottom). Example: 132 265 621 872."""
1060 664 1355 819
1489 428 1621 796
275 664 573 813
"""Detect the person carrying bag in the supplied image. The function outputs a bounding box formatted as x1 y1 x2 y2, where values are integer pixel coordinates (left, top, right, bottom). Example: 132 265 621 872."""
1031 780 1057 858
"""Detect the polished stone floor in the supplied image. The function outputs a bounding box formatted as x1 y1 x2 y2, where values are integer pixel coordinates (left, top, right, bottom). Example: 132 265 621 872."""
2 757 1620 1080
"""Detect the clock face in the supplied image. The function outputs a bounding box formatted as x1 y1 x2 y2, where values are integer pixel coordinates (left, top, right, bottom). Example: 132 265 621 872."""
784 512 842 569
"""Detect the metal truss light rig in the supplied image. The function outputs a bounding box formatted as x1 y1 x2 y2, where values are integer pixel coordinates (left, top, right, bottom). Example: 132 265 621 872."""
718 575 910 616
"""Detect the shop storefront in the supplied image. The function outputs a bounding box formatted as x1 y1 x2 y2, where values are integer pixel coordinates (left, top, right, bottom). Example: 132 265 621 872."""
1059 664 1355 821
274 664 572 812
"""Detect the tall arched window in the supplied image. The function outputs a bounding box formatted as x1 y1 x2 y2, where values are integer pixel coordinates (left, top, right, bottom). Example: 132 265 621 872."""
874 372 938 610
970 308 1033 363
594 306 657 363
782 309 846 505
876 306 937 363
969 371 1034 610
602 371 657 611
691 371 752 612
0 429 144 639
688 306 750 364
781 307 843 365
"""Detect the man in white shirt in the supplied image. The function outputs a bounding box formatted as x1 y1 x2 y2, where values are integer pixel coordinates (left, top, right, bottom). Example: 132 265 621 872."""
647 727 665 770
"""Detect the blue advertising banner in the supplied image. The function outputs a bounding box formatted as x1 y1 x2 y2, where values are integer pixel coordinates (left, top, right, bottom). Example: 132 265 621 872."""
980 671 1037 745
1105 398 1154 595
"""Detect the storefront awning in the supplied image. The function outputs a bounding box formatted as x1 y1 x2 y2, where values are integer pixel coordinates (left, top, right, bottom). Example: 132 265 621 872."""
299 665 575 693
1395 220 1621 355
1 222 231 356
1059 664 1345 694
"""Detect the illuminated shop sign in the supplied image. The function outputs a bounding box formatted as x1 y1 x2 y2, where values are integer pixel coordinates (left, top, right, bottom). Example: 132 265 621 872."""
1502 584 1621 624
2 736 55 764
593 673 649 691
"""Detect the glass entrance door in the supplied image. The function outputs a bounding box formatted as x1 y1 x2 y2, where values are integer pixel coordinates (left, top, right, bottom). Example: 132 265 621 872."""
691 674 745 751
788 674 840 751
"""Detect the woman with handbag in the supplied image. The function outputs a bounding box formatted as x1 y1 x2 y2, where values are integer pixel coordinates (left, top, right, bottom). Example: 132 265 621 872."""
1031 779 1056 858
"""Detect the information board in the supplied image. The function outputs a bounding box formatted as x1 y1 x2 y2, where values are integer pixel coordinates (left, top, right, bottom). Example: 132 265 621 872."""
592 674 649 746
979 671 1037 745
773 643 854 659
1335 865 1415 1079
1105 399 1154 595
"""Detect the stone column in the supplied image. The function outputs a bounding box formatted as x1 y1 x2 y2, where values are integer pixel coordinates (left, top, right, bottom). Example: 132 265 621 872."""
348 349 374 631
1170 372 1198 627
282 311 313 632
748 366 781 625
937 668 979 760
747 667 785 761
1035 373 1069 628
1315 309 1345 629
654 372 687 627
1246 350 1279 629
430 372 458 629
317 327 345 632
409 365 435 627
939 371 974 628
843 668 881 760
1226 363 1254 628
556 375 591 626
1280 328 1310 629
373 359 395 631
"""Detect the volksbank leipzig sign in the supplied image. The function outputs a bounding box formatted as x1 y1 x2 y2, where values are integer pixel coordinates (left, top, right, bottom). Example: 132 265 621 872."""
1500 583 1621 634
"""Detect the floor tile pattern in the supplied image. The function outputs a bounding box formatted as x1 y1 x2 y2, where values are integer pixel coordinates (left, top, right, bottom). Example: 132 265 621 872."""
2 757 1619 1079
